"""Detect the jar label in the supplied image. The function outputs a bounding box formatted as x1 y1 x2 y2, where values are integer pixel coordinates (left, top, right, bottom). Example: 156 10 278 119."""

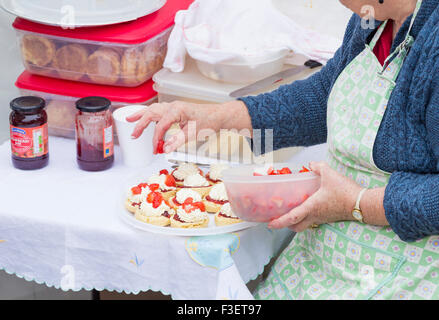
10 124 48 158
103 125 114 159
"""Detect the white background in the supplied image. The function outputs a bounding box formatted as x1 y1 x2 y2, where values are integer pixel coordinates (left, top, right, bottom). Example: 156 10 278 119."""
0 0 351 299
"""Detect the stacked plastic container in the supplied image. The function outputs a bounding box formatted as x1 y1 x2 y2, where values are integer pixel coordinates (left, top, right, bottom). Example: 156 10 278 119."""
11 0 193 139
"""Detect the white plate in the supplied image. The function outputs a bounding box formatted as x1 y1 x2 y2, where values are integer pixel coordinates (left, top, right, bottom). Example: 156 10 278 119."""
1 0 166 27
118 167 259 236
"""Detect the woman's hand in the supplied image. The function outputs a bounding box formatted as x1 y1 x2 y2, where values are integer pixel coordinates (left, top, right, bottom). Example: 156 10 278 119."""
126 100 252 154
268 161 362 232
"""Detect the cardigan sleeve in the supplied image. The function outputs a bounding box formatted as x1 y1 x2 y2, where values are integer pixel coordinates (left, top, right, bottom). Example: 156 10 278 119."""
384 59 439 242
238 15 359 152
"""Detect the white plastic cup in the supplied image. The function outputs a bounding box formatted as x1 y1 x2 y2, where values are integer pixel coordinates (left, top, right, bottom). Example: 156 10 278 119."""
113 105 155 167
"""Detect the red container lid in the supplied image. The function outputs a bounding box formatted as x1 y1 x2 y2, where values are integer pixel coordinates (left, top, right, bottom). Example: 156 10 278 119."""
12 0 193 44
16 71 156 104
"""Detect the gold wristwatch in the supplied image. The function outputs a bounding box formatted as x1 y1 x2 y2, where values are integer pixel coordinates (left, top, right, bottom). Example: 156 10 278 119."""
352 188 367 223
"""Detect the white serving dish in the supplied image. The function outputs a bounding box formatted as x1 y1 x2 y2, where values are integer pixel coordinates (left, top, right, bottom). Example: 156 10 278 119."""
195 50 289 84
1 0 166 27
120 172 259 236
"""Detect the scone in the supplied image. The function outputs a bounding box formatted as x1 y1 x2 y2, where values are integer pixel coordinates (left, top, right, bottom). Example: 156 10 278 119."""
214 203 243 226
125 183 149 213
170 200 209 228
21 34 56 67
178 173 212 198
171 163 203 186
121 47 148 86
87 47 120 85
53 44 88 81
170 188 202 209
203 182 229 213
147 171 177 201
45 100 76 138
135 191 174 227
205 163 229 184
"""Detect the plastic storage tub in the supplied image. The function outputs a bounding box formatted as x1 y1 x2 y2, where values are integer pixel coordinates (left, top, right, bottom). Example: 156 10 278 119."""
15 72 157 140
12 0 193 87
222 164 321 223
195 50 288 84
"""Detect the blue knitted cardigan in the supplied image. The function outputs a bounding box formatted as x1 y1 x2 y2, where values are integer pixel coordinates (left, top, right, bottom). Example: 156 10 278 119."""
240 0 439 242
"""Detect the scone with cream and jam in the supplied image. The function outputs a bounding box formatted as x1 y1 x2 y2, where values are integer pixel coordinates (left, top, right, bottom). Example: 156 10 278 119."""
170 188 203 208
179 173 212 197
171 199 209 228
206 163 229 184
135 188 175 226
125 182 149 213
147 169 177 201
214 203 243 226
203 182 229 213
171 163 202 186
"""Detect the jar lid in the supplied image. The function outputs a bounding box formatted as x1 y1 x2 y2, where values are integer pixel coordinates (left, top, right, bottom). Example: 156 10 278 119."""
12 0 193 45
10 96 45 112
76 96 111 113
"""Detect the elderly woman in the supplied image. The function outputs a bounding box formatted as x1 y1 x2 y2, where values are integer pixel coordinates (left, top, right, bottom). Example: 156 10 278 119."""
128 0 439 299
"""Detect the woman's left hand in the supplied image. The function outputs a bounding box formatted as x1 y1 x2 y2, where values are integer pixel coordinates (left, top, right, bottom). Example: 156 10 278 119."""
268 161 362 232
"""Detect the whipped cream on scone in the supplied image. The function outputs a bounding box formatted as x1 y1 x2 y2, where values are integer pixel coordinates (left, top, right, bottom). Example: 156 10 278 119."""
208 182 228 201
173 163 200 181
176 188 202 204
184 173 210 187
127 184 149 203
148 174 176 191
219 203 239 219
208 163 229 181
176 207 208 223
139 200 172 217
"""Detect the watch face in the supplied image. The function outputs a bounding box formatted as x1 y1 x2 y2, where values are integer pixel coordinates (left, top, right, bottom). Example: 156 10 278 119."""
353 209 363 221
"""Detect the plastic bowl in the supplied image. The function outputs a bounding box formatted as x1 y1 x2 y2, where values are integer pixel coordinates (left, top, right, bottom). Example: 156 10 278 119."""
195 51 288 84
222 164 321 223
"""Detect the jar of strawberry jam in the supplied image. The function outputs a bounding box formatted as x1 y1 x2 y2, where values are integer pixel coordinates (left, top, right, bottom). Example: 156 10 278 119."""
75 96 114 172
9 96 49 170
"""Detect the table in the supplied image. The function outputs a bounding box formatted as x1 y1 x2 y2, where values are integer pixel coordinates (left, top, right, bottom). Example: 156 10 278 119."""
0 137 331 299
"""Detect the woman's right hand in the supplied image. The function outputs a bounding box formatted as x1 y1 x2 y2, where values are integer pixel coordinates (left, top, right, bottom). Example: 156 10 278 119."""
126 101 225 154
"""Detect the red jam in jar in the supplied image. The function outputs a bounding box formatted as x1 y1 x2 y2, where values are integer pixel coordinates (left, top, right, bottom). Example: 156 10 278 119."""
9 96 49 170
75 96 114 172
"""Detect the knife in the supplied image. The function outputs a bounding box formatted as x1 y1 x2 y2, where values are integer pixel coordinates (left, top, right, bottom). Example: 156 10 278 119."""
229 59 323 98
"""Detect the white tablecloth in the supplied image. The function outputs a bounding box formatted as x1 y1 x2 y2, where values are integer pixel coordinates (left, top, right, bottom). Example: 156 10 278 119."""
0 137 312 299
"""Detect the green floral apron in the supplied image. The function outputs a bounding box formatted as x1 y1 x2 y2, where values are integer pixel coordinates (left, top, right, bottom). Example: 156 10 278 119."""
255 0 439 300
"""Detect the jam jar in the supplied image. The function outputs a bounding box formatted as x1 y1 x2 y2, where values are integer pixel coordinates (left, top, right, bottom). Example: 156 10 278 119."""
75 97 114 172
9 96 49 170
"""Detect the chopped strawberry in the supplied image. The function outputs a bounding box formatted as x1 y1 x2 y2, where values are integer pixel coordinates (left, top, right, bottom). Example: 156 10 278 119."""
184 197 194 205
267 166 275 175
270 196 284 208
138 183 148 189
159 169 169 175
131 186 142 195
165 174 176 187
152 192 163 209
147 192 154 203
149 183 160 192
156 140 165 154
279 167 292 175
192 201 205 212
299 166 310 173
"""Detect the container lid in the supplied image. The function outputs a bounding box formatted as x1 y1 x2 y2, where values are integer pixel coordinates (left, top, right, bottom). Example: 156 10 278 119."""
12 0 193 44
16 71 156 104
76 97 111 113
10 96 45 112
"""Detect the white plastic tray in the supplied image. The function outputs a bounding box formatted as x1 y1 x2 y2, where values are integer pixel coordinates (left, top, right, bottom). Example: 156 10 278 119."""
119 169 259 236
1 0 166 27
